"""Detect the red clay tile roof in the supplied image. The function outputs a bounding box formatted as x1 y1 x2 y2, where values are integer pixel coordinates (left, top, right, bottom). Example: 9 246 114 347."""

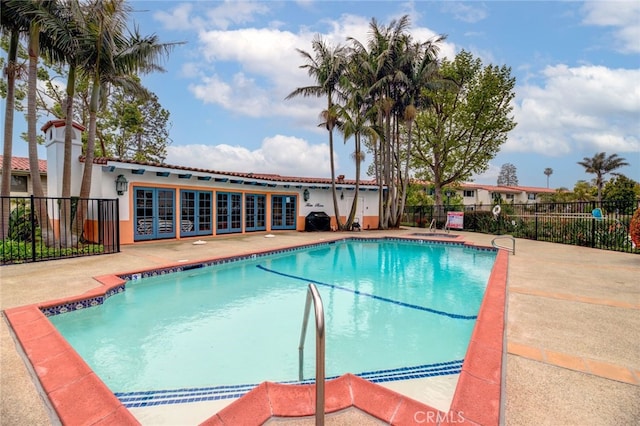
86 156 379 186
0 156 47 173
411 178 558 193
41 119 86 132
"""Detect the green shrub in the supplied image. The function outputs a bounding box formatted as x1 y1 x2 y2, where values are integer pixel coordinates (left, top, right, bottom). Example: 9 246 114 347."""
0 240 29 263
9 203 35 241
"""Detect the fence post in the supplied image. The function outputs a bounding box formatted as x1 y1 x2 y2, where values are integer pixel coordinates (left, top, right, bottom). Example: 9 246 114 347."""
534 202 539 240
30 195 36 262
590 201 596 248
115 198 120 253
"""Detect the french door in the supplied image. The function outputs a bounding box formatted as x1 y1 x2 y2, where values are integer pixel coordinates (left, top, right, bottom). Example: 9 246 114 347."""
134 188 176 241
181 190 213 237
245 194 266 232
271 195 297 230
217 192 242 234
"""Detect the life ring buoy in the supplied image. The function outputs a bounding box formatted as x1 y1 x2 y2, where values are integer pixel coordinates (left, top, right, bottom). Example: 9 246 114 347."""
492 205 501 217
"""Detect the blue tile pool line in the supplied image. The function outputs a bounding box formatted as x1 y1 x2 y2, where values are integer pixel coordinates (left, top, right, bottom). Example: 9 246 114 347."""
40 237 491 409
115 359 464 408
256 264 478 320
39 237 495 318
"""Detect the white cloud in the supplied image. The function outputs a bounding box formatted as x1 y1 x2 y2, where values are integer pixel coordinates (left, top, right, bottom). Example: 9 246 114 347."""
188 72 272 116
472 162 501 184
181 12 456 131
153 3 201 31
188 74 234 107
440 2 488 24
504 65 640 156
204 1 270 30
153 1 270 32
166 135 332 177
582 1 640 53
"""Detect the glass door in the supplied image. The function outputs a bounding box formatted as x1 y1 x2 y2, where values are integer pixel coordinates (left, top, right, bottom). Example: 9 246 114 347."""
271 195 297 230
217 192 242 234
134 188 176 241
245 194 266 232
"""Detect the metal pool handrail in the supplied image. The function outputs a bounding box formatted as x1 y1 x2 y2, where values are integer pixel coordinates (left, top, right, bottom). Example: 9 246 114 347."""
492 235 516 254
298 283 326 426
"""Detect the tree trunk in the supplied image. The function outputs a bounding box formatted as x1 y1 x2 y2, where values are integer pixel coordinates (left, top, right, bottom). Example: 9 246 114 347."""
74 79 101 238
346 134 362 229
1 30 19 240
60 65 78 247
28 22 55 245
397 117 414 228
326 97 343 231
382 106 392 229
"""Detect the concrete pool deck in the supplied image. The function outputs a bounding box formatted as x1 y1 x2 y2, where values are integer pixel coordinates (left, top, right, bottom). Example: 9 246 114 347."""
2 229 639 424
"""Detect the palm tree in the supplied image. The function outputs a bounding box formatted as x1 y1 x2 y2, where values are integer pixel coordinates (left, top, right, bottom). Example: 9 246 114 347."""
31 0 84 246
336 61 378 229
54 1 83 246
394 38 442 226
544 167 553 188
74 0 179 233
24 0 77 244
0 0 30 238
345 15 444 229
577 152 629 202
286 35 347 229
346 16 412 229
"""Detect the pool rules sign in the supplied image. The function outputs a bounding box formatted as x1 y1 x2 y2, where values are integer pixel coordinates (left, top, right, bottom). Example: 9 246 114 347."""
446 212 464 230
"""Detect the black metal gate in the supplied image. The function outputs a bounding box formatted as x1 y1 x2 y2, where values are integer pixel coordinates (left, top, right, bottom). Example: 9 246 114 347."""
0 195 120 264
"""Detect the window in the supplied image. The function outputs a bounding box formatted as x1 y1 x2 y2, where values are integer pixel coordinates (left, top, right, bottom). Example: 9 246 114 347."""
10 175 27 193
463 190 474 197
506 194 514 200
528 193 536 200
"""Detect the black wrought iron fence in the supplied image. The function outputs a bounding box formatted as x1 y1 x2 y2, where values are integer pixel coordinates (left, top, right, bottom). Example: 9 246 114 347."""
404 200 639 254
0 196 120 264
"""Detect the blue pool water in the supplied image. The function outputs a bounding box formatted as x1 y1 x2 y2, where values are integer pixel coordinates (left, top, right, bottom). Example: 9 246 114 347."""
49 239 496 403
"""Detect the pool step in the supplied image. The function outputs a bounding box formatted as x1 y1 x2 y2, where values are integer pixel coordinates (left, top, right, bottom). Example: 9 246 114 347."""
198 374 446 425
115 360 463 408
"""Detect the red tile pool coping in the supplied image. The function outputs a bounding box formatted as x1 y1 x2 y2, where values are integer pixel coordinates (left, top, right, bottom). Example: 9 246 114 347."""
3 239 507 426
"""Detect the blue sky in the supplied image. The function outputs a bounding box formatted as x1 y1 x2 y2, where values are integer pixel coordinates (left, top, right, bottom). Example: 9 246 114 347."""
10 1 640 189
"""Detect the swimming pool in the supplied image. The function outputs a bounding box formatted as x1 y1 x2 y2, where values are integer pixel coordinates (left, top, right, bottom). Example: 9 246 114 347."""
48 238 496 408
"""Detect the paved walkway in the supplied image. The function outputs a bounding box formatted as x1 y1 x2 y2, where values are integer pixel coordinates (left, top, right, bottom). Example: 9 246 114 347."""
2 229 639 425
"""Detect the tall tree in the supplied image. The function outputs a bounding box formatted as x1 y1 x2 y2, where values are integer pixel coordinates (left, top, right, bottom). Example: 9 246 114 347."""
336 63 377 229
347 15 443 229
577 152 629 202
33 0 83 246
74 0 179 233
103 86 172 162
544 167 553 188
24 0 74 244
412 49 517 206
365 16 412 229
286 35 347 229
17 58 171 164
0 0 30 238
497 163 519 186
